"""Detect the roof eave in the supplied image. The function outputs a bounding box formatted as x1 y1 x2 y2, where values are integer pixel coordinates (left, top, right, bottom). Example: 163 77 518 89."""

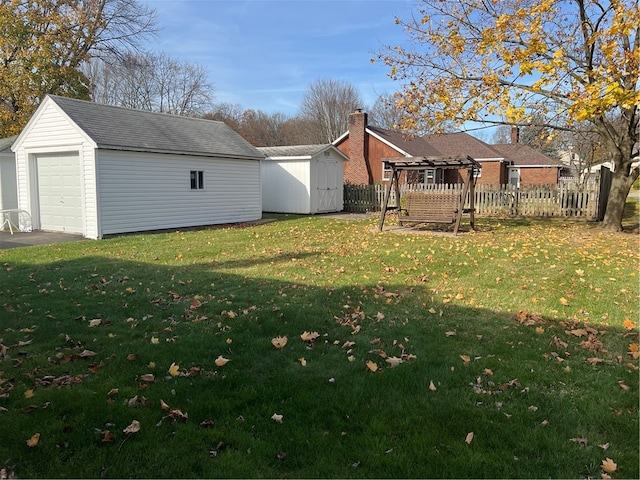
97 144 263 160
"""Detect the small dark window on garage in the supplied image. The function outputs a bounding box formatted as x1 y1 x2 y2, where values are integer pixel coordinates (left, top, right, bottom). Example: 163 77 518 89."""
190 170 204 190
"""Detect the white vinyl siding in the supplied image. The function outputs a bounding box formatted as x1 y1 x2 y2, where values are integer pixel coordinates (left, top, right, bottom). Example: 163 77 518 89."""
14 100 98 237
262 160 311 214
96 150 261 235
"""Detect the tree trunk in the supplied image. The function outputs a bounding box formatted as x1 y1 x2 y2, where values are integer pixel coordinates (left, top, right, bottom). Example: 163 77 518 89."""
601 166 638 232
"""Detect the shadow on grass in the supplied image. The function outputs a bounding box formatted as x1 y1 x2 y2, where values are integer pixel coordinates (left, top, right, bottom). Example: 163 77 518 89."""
0 252 637 479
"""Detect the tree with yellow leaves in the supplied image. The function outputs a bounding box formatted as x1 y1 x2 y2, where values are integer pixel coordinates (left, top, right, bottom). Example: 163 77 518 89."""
0 0 157 137
379 0 638 231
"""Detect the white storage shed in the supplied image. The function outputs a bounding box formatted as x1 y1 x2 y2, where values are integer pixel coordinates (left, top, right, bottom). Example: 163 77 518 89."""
12 95 264 239
258 144 346 214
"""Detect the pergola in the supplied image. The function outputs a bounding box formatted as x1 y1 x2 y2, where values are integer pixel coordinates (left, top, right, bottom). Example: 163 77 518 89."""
378 155 482 233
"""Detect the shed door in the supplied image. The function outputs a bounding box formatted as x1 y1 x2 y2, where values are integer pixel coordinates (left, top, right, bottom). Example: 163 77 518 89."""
36 152 83 233
316 158 340 212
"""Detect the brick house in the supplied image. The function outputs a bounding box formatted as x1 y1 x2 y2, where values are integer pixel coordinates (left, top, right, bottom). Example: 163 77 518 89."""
333 110 563 186
491 143 563 186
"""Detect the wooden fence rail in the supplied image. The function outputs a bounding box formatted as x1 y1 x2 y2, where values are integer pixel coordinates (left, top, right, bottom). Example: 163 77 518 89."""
343 182 602 219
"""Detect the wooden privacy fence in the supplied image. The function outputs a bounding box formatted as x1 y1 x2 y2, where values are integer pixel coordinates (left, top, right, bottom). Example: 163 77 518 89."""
343 183 602 219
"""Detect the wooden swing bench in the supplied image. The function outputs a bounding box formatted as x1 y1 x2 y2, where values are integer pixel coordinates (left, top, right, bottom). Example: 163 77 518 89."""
399 191 461 226
378 155 481 236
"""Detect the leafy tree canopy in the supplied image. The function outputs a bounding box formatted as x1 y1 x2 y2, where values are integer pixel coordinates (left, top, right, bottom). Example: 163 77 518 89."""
0 0 157 136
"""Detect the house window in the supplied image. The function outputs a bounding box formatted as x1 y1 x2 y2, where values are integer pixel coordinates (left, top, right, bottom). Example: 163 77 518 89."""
190 170 204 190
422 169 435 184
382 162 392 181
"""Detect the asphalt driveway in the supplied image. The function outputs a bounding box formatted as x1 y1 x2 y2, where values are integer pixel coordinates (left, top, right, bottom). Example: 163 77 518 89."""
0 231 87 249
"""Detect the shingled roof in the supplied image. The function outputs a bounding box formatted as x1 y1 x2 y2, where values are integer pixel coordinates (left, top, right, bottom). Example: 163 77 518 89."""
491 143 563 167
258 144 331 158
368 125 443 157
423 132 505 160
0 136 17 153
47 95 263 160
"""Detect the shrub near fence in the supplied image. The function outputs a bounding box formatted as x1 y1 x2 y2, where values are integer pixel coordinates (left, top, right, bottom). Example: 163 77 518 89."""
343 183 601 219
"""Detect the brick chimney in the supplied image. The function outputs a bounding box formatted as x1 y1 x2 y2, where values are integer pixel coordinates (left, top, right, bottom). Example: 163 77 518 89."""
511 126 519 144
344 109 372 184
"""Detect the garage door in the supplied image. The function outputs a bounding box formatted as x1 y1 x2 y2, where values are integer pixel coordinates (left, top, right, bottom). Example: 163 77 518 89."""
36 152 83 233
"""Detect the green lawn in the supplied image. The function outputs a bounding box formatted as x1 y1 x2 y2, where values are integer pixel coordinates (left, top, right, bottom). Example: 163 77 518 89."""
0 211 638 478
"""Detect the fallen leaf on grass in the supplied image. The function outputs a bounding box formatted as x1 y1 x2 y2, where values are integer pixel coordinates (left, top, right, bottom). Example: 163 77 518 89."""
628 343 639 359
567 329 587 337
215 356 230 367
88 319 102 327
101 430 114 443
623 319 636 330
429 380 437 391
271 413 283 423
385 356 403 367
585 357 604 365
445 330 456 337
459 355 471 366
168 363 180 377
300 331 319 343
151 337 159 344
598 442 610 450
138 374 155 383
570 437 588 446
123 420 141 434
24 389 34 399
617 380 629 391
271 336 288 349
88 361 105 374
550 336 569 349
465 432 474 444
601 458 617 473
365 360 378 372
559 297 570 306
26 433 40 447
167 408 188 423
298 357 307 367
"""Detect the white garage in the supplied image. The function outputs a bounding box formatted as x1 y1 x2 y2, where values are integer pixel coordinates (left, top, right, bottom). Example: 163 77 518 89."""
12 95 264 239
258 144 346 214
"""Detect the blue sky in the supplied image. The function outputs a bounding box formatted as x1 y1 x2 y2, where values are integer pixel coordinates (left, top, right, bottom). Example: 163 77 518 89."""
143 0 415 116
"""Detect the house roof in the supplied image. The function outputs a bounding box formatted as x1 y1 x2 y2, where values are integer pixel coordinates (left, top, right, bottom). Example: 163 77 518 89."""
492 143 563 167
0 136 17 153
367 126 443 157
258 144 349 162
44 95 263 160
423 132 505 160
